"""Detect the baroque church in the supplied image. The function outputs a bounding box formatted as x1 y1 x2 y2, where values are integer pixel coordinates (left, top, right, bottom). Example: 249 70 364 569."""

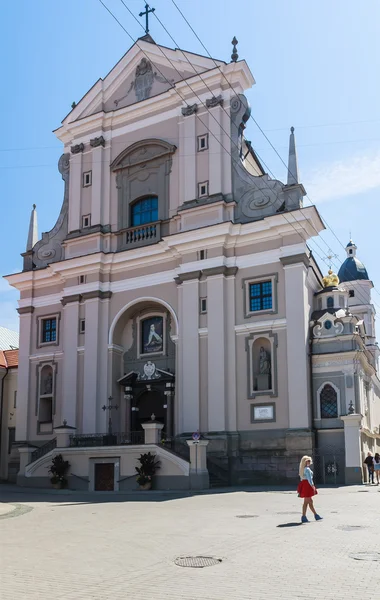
4 29 380 490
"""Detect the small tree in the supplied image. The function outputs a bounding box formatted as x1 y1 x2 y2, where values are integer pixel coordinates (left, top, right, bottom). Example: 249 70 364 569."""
48 454 70 488
135 452 161 487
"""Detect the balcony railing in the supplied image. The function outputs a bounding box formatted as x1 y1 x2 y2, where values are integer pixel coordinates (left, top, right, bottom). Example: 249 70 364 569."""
69 431 145 448
124 221 160 249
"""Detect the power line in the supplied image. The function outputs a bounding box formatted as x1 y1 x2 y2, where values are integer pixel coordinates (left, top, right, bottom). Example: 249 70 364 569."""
168 0 380 312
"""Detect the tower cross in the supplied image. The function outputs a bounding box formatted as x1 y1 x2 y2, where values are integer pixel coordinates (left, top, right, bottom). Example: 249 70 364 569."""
139 2 155 34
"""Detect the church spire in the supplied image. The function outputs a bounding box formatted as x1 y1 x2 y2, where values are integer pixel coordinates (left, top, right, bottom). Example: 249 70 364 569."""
26 204 38 251
287 126 299 185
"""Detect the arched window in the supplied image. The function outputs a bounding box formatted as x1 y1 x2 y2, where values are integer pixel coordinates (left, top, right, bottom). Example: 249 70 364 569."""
131 196 158 227
327 296 334 309
320 384 338 418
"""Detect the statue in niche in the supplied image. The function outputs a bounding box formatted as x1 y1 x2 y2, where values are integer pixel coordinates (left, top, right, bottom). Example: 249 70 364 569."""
259 347 271 375
43 372 53 395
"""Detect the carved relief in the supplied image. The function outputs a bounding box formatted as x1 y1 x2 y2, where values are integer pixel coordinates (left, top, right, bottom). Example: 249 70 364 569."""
28 154 70 270
114 58 175 106
206 95 223 108
71 143 84 154
230 94 303 222
181 103 198 116
90 136 105 148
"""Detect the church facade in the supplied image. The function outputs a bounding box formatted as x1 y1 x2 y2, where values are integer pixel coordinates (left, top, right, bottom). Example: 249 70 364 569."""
5 35 380 489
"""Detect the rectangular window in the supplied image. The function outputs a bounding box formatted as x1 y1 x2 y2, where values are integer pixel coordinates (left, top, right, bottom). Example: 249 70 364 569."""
82 214 91 228
78 275 86 285
42 318 57 343
83 171 92 187
197 134 208 151
198 249 207 261
198 181 209 198
200 298 207 314
131 197 158 227
79 319 86 334
349 290 355 298
249 281 273 312
8 428 15 454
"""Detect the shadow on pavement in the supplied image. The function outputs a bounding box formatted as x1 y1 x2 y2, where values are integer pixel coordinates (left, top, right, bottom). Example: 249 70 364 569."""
277 522 302 528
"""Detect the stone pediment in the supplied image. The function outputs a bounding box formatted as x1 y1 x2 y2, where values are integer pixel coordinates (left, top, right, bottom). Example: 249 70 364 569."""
111 139 176 171
62 41 224 123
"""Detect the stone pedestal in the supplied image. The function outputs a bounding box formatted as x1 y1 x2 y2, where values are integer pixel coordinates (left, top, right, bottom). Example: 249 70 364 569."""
186 440 209 489
17 446 35 481
142 421 164 445
341 414 363 484
256 374 271 392
54 424 76 448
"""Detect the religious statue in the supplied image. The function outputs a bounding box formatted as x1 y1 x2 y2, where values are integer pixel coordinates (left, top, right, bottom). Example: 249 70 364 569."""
145 324 163 349
259 347 271 375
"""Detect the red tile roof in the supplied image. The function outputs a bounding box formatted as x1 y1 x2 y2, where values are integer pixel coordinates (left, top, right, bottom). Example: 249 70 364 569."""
0 349 18 369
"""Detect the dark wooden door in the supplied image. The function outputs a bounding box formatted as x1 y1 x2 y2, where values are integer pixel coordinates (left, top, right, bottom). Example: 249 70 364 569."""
94 463 115 491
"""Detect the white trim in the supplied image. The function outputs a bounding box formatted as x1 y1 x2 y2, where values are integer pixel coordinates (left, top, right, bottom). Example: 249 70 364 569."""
108 297 179 345
18 294 62 309
235 319 286 334
316 381 340 419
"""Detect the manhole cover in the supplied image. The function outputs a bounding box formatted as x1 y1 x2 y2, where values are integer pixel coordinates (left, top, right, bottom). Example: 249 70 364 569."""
174 556 222 568
236 514 259 519
350 552 380 562
337 525 367 531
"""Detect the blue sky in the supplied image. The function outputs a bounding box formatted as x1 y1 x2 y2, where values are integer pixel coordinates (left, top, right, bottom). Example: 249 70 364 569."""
1 0 380 331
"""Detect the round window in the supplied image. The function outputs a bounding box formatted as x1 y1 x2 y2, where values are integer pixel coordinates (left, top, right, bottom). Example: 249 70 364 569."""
324 320 332 330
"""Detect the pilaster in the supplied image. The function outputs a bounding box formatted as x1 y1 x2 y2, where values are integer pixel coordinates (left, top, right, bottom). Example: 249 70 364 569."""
83 297 100 433
91 145 103 225
178 277 200 432
68 153 82 232
281 257 310 429
208 106 223 196
341 413 363 484
15 310 33 441
207 273 226 431
62 299 80 427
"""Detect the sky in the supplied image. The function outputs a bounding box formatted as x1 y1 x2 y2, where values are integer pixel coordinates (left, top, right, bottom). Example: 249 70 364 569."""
1 0 380 332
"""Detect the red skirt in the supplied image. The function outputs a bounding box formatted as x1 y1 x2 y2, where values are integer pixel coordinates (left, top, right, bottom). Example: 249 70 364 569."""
297 480 318 498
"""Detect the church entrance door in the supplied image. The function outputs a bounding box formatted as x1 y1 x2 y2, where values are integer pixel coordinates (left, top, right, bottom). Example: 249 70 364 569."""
136 389 165 429
94 463 115 491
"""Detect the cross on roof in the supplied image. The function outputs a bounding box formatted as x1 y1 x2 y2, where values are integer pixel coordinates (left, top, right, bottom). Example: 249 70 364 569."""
139 2 155 34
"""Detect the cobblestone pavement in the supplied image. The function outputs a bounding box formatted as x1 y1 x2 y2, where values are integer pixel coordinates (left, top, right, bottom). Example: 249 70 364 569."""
0 484 379 600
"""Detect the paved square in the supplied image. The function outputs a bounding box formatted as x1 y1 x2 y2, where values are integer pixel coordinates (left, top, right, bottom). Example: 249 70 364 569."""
0 485 379 599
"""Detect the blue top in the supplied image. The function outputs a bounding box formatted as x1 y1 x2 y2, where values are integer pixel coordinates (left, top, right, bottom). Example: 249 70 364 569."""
302 467 314 486
338 256 369 282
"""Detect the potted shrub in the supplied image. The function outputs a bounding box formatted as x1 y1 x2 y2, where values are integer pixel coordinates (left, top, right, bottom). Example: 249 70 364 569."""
48 454 70 489
135 452 161 490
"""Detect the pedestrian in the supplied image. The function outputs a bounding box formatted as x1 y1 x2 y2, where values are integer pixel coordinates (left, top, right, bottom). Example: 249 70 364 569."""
374 453 380 485
297 455 322 523
364 452 375 484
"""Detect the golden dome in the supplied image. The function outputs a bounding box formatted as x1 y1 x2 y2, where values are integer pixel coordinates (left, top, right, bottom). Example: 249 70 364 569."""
322 269 340 288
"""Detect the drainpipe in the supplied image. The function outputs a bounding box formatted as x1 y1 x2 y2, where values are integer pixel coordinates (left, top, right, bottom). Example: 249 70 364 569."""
0 365 9 478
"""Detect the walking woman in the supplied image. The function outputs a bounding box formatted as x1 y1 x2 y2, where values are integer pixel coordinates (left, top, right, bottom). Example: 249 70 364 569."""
297 455 322 523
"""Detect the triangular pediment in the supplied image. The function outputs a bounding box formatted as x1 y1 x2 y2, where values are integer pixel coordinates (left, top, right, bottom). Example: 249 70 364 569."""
62 39 226 123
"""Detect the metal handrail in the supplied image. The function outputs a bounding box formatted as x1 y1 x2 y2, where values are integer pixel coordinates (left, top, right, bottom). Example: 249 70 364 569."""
29 438 57 464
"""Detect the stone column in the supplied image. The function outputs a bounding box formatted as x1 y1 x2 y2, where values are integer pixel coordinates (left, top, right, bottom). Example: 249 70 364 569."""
96 293 112 433
178 273 200 433
225 269 237 432
341 413 363 484
124 386 133 438
164 382 175 437
61 296 80 428
15 307 34 442
186 440 209 489
205 269 226 432
281 255 311 429
142 421 164 444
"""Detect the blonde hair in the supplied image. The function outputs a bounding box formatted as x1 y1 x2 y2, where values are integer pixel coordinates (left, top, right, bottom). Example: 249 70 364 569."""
299 455 312 479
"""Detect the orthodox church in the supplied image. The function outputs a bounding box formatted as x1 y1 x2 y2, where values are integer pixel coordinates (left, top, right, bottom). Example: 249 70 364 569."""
4 28 380 489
